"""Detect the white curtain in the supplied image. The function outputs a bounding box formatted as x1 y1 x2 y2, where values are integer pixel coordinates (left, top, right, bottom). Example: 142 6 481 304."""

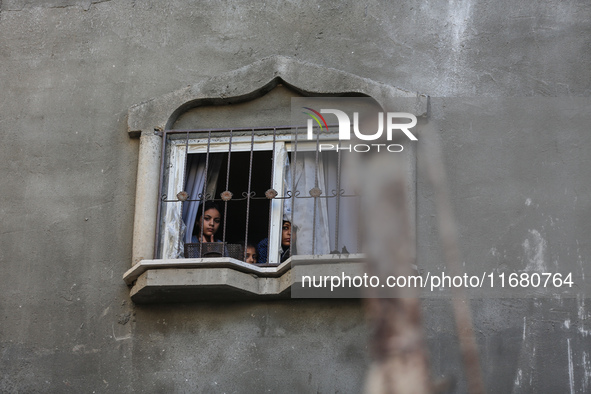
292 151 358 256
162 153 222 259
182 154 223 245
323 152 358 254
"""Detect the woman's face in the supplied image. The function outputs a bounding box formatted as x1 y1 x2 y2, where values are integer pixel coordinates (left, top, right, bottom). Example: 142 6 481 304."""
281 221 291 248
198 208 221 241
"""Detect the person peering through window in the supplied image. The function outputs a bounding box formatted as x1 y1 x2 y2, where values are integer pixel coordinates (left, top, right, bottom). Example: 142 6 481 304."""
193 201 221 243
280 221 291 262
190 201 228 258
245 243 258 264
256 220 291 265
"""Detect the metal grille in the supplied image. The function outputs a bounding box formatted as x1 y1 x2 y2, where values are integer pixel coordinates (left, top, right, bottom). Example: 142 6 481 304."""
155 125 360 264
184 242 244 260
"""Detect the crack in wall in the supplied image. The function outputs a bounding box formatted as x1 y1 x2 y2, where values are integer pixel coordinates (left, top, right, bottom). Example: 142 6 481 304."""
1 0 111 12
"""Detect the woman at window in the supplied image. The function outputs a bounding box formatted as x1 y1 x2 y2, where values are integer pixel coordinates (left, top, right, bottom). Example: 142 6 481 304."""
188 201 226 258
192 201 222 243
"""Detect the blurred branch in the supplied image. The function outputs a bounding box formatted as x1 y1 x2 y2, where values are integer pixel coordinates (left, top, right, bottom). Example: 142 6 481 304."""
360 148 432 394
359 107 484 393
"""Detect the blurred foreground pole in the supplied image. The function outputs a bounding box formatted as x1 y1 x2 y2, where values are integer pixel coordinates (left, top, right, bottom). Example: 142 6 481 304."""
357 132 432 394
358 110 484 393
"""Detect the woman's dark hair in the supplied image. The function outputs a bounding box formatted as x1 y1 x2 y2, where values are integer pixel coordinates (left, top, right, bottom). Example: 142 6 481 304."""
196 201 221 220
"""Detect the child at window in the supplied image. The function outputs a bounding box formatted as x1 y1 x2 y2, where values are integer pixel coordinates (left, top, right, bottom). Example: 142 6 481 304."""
188 201 228 258
256 220 291 264
192 201 222 243
280 221 291 262
245 243 258 264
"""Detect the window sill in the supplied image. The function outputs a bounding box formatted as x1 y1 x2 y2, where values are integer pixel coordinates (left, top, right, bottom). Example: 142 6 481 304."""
123 254 366 303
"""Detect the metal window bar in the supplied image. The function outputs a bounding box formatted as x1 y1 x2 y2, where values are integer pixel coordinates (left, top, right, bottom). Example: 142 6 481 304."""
154 124 358 262
356 191 362 253
312 122 320 254
266 127 278 265
197 130 213 258
243 128 256 261
221 129 233 255
334 140 342 253
176 131 191 255
289 126 298 260
154 126 297 259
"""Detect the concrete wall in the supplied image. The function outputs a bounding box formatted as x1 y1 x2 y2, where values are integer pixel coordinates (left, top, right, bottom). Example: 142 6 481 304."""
1 0 590 392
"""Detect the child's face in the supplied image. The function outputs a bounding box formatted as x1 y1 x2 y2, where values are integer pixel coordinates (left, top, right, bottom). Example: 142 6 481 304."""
198 208 221 241
246 246 257 264
281 222 291 248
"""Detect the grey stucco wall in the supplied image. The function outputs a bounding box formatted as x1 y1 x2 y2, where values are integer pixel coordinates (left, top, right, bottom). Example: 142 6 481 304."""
418 97 591 393
1 0 590 393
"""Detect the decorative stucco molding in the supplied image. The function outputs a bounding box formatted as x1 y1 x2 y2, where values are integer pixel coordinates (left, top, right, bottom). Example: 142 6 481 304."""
127 55 428 137
127 55 424 270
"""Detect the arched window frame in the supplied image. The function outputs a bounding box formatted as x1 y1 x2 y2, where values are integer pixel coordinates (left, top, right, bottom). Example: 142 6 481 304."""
124 56 427 303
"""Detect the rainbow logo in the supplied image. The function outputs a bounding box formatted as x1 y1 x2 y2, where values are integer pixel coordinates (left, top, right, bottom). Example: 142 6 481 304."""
302 107 329 133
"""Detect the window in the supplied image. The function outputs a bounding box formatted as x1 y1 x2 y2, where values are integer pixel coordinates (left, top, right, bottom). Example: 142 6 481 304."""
157 127 291 266
155 125 360 266
124 56 426 302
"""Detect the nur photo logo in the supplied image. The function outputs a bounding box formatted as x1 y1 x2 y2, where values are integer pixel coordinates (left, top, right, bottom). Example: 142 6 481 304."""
299 101 417 153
